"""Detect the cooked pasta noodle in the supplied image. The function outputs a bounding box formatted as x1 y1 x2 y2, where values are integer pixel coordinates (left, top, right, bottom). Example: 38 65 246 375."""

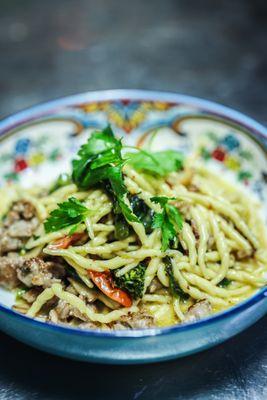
0 132 266 330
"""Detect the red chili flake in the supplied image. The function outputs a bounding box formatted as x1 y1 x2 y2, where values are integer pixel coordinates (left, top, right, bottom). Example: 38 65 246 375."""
14 159 28 172
212 147 226 162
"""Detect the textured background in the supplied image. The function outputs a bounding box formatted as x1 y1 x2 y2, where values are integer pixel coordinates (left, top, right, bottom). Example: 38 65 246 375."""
0 0 266 399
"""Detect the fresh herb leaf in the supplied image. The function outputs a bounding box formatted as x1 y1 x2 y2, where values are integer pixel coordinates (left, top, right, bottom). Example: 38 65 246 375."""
72 126 138 223
49 173 72 194
114 263 146 299
125 149 183 177
163 256 189 300
103 180 131 240
218 278 232 288
44 197 91 233
151 196 183 251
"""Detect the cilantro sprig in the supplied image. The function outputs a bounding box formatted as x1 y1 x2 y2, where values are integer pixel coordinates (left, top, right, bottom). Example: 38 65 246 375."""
44 197 91 234
125 149 183 177
151 196 183 251
72 126 138 223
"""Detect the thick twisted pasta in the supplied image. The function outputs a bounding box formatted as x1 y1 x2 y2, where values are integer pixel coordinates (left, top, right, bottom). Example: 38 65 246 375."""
1 158 266 328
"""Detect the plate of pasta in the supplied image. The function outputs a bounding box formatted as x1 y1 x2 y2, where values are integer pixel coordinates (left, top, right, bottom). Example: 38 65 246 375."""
0 90 266 364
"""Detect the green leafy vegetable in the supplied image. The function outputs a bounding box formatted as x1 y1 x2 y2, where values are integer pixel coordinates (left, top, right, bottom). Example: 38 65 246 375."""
114 214 130 240
65 264 83 283
163 256 189 300
218 278 232 288
103 180 131 240
114 263 146 299
151 196 183 251
130 195 155 234
44 197 91 233
72 126 138 223
49 173 72 193
125 149 183 177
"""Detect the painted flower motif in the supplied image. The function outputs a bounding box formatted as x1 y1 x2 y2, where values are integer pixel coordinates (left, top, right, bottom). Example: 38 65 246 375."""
207 132 218 143
28 152 45 166
200 147 211 160
0 153 13 162
36 135 49 146
15 138 31 155
199 132 255 186
49 148 62 161
239 149 253 161
238 170 253 182
14 159 28 172
4 172 19 182
224 155 241 171
212 147 226 162
220 134 240 151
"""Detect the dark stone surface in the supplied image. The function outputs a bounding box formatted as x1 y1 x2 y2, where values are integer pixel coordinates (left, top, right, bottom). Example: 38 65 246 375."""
0 0 266 399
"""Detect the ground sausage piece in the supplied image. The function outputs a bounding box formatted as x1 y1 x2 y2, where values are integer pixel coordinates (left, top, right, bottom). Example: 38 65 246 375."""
78 321 102 330
3 200 36 225
16 257 66 288
0 200 39 255
0 256 23 289
111 312 155 329
7 218 39 238
184 300 212 322
0 232 23 255
21 287 42 304
49 299 88 323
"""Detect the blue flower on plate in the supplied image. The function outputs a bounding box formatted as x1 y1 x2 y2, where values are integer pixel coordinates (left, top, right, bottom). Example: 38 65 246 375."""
220 134 240 151
15 138 31 155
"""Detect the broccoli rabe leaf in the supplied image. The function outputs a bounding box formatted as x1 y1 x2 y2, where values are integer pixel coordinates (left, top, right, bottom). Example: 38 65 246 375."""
163 257 189 300
151 196 183 251
114 263 146 299
44 197 91 233
130 195 155 234
218 278 232 288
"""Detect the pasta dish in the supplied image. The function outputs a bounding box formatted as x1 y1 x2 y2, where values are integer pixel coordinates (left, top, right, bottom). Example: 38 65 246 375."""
0 126 266 330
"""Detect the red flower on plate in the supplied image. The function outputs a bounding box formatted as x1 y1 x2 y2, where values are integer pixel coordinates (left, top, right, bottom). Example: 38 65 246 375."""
212 147 226 162
14 158 28 172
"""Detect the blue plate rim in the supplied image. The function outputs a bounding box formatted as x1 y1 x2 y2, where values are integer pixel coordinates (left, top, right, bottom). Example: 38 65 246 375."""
0 89 266 339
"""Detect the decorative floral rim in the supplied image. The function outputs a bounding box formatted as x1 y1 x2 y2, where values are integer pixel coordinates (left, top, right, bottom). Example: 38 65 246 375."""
0 89 266 338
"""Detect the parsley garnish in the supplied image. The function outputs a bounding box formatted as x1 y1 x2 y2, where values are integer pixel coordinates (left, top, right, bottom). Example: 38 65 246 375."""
72 126 138 223
151 196 183 251
125 149 183 177
44 197 91 233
